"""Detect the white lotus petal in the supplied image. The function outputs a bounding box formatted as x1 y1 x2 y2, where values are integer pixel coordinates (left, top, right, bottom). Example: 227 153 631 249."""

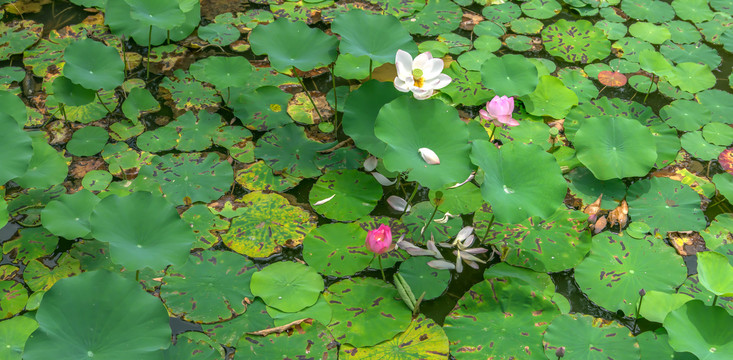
466 260 480 270
411 88 433 100
437 242 453 248
371 172 396 186
427 259 455 270
387 195 411 212
313 194 335 206
433 212 456 223
463 247 489 254
459 251 486 263
395 49 413 79
363 156 378 171
448 172 475 189
456 226 474 241
455 253 463 273
418 147 440 165
460 234 476 249
427 239 443 259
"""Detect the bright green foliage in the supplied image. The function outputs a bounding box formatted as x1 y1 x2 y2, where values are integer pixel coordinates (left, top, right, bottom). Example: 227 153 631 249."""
13 132 68 189
0 113 32 184
40 189 99 239
162 332 222 360
627 177 707 233
237 321 336 359
332 10 417 64
249 18 338 73
543 314 640 359
341 315 449 358
0 281 28 319
66 126 109 156
697 251 733 297
402 0 462 36
0 20 43 60
523 75 578 119
481 54 538 96
542 19 611 63
303 222 373 276
250 261 323 312
309 170 382 221
255 124 335 178
63 39 123 91
0 315 37 360
341 80 402 156
664 300 733 360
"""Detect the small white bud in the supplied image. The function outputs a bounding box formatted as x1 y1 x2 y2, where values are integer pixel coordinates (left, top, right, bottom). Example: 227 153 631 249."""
418 147 440 165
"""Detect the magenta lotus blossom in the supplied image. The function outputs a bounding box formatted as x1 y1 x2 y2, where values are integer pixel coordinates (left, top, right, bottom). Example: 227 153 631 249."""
479 95 519 127
365 224 392 254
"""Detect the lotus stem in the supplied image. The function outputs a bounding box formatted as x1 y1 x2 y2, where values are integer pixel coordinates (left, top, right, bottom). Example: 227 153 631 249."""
96 90 113 114
121 35 128 79
422 197 442 241
377 255 386 282
489 124 497 141
401 184 419 218
330 64 339 132
136 270 140 282
713 295 719 307
643 74 655 103
295 75 324 123
59 103 68 122
369 59 373 81
146 25 152 80
481 214 495 243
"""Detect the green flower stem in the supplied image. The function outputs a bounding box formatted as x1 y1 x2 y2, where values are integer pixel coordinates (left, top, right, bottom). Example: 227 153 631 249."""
330 65 339 132
377 254 386 281
96 90 113 114
296 75 324 123
369 59 373 81
489 124 498 140
713 295 719 307
481 214 496 243
422 200 441 241
401 184 419 218
146 25 152 80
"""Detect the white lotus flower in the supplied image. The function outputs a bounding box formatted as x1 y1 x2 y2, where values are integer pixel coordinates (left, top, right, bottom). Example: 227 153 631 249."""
394 49 452 100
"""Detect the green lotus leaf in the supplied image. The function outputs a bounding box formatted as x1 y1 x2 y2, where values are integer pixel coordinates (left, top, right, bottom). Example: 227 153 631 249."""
90 191 195 271
522 75 578 119
444 278 560 359
250 261 323 312
639 290 693 323
629 22 671 44
63 39 123 91
397 257 450 300
0 90 28 126
197 22 239 46
403 201 462 245
40 189 100 239
22 31 78 77
575 232 687 317
170 111 224 151
427 182 483 215
66 126 109 156
665 20 702 44
190 56 253 90
703 123 733 146
109 120 144 141
139 152 233 206
124 0 186 29
0 113 32 184
159 69 219 112
574 116 657 180
212 126 254 163
595 20 628 40
13 132 68 189
332 10 417 64
510 17 544 34
2 228 58 263
482 2 521 23
303 222 372 277
101 142 154 178
324 277 412 347
44 86 118 124
23 253 81 292
435 32 470 54
221 191 316 258
136 127 179 153
697 251 733 297
543 314 640 360
0 280 27 319
621 0 675 23
121 87 160 123
341 80 401 156
202 299 273 347
542 19 610 63
483 263 568 311
485 208 591 272
672 0 714 23
340 315 449 359
234 160 301 192
713 172 733 203
255 124 335 178
23 270 171 360
684 131 725 161
627 177 707 233
697 89 733 124
375 96 472 189
0 315 37 360
441 62 494 106
161 250 257 323
480 54 538 96
237 320 336 359
6 185 65 227
50 76 95 106
309 170 381 221
661 42 721 70
471 141 566 224
265 294 331 327
162 332 222 360
668 62 716 94
180 204 230 250
660 99 713 131
557 67 599 104
333 53 372 80
565 167 627 208
249 18 338 73
0 20 43 61
701 213 733 250
664 300 733 360
402 0 462 36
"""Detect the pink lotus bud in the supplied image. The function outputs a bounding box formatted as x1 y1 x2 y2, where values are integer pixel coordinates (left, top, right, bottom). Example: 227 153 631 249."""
365 224 392 254
418 147 440 165
479 95 519 127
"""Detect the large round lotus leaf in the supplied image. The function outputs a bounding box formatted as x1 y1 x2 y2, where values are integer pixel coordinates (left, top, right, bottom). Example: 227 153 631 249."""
471 141 566 224
190 56 253 90
480 54 538 96
40 189 100 239
202 299 273 347
23 270 171 360
235 160 300 192
374 97 472 189
50 76 95 106
2 228 58 264
627 177 707 233
575 232 687 317
441 62 494 106
639 290 693 323
542 19 611 63
621 0 675 23
341 80 401 156
139 152 233 206
13 132 68 189
427 182 483 215
523 75 579 119
713 173 733 203
158 69 219 112
483 263 569 312
486 208 591 272
309 170 381 221
124 0 185 29
0 315 37 360
324 277 412 347
482 2 521 23
162 332 222 360
667 62 716 94
255 123 335 178
250 261 323 312
63 39 123 91
681 131 724 161
231 86 293 131
444 278 560 359
106 0 198 46
161 250 257 323
266 295 332 327
629 22 671 44
661 99 713 131
90 191 195 271
66 126 109 156
697 251 733 297
0 114 31 184
661 43 721 70
672 0 714 23
402 0 462 36
701 214 733 250
237 320 336 359
403 201 463 245
221 191 316 258
0 281 27 319
520 0 561 19
697 89 733 125
332 10 417 64
197 22 239 47
543 314 640 360
703 122 733 146
341 315 449 359
574 116 657 180
249 18 338 73
303 222 373 277
564 97 657 141
397 256 450 300
664 300 733 360
122 87 160 123
565 167 627 209
180 204 229 250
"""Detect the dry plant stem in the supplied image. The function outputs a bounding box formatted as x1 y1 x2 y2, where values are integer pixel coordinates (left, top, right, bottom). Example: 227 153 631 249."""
296 75 324 123
96 90 113 114
146 25 152 80
481 214 495 243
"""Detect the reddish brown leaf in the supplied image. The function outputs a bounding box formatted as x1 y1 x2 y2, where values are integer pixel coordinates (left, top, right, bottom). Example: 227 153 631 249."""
719 148 733 175
598 71 627 87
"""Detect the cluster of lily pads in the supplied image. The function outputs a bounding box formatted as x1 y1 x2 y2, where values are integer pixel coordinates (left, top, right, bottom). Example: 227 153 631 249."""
0 0 732 358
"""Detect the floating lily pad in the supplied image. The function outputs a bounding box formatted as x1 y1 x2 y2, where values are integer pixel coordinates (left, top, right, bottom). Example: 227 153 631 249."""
63 38 123 91
542 19 611 63
249 18 338 72
403 201 462 245
180 204 229 250
402 0 462 36
234 160 301 192
202 299 273 347
13 132 69 189
159 69 219 112
190 56 252 90
162 332 222 360
482 2 521 23
427 183 483 215
231 86 293 131
341 315 449 359
438 62 494 106
0 113 32 184
121 87 160 123
565 167 627 208
575 232 687 316
664 300 733 360
523 75 579 119
250 261 323 312
697 250 733 297
703 123 733 146
90 191 195 271
303 222 373 277
66 126 109 156
309 170 382 221
341 80 401 156
0 280 27 319
40 189 99 239
255 124 335 178
397 257 450 300
713 173 733 203
266 294 332 327
221 191 316 258
237 320 336 359
0 20 42 60
661 42 721 70
629 22 671 44
621 0 675 23
543 314 640 360
627 177 707 233
480 54 538 96
161 250 257 323
332 10 417 64
681 131 725 161
0 315 37 360
23 270 171 360
80 170 111 191
198 22 239 46
672 0 714 23
661 99 713 131
23 253 81 292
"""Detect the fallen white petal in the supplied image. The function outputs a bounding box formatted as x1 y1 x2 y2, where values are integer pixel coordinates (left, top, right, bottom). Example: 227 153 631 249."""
387 195 411 212
372 172 397 186
448 172 475 189
427 259 455 270
363 156 378 172
433 212 456 223
313 194 335 206
456 226 474 242
418 147 440 165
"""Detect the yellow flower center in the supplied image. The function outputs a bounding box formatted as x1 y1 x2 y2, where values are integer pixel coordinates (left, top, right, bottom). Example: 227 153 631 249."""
412 68 424 88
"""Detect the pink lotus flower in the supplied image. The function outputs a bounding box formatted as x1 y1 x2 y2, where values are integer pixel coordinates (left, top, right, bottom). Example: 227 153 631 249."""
479 96 519 127
365 224 392 254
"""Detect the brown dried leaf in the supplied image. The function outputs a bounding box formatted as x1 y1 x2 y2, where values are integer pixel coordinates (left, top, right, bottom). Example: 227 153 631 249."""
583 194 603 222
607 199 629 229
668 231 706 256
460 12 483 31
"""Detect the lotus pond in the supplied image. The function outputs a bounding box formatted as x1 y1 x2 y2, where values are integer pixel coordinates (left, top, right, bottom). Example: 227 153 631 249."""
1 0 733 358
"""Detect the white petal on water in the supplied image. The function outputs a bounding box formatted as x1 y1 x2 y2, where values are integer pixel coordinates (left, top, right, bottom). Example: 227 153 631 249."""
313 194 335 206
363 156 378 171
371 172 396 186
387 195 411 212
